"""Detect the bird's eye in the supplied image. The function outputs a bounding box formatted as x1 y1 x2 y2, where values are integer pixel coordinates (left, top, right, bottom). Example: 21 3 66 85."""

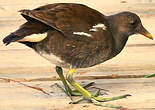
130 21 136 26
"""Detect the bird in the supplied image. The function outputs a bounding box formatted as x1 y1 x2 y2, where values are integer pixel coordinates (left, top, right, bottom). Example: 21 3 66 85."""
3 3 153 109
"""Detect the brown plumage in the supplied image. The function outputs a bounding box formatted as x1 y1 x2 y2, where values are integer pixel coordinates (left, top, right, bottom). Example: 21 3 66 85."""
3 3 153 69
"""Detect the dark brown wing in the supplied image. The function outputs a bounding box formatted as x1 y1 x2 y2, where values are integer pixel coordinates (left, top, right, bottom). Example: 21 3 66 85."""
20 3 111 39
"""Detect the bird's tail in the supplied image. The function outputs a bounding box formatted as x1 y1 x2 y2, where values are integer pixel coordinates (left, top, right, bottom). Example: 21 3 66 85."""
3 21 50 45
3 32 25 46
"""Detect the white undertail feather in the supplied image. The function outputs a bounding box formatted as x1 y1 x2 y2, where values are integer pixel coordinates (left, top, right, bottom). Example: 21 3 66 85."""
17 33 47 42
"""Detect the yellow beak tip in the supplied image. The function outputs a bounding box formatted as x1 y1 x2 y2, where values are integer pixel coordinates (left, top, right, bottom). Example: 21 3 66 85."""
145 33 153 40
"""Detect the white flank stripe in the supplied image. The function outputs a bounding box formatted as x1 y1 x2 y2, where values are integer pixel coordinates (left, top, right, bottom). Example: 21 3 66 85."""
89 28 97 32
73 32 92 37
92 23 107 30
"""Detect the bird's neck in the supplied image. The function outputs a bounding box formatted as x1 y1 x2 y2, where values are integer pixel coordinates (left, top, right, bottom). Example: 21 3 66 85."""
106 16 129 57
112 33 128 56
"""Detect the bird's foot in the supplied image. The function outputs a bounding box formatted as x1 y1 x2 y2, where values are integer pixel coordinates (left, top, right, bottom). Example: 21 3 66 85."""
70 89 101 104
55 81 97 96
90 94 131 109
66 68 131 109
70 94 131 109
55 66 101 98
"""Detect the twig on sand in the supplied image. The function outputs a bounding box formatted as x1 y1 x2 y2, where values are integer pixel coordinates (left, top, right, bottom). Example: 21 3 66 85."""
144 73 155 78
0 77 50 96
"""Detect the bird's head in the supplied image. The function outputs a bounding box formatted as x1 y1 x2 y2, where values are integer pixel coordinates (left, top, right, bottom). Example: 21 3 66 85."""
108 11 153 40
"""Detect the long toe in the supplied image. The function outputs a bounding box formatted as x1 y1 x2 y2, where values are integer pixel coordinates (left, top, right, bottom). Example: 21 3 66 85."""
93 94 132 102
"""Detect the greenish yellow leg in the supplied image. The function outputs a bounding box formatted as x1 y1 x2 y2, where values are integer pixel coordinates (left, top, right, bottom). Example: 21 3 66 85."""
66 68 131 109
56 66 96 97
56 66 72 98
71 82 95 96
70 89 101 104
66 69 92 99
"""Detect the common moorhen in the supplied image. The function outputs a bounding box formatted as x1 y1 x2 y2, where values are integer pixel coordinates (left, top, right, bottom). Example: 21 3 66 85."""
3 3 153 109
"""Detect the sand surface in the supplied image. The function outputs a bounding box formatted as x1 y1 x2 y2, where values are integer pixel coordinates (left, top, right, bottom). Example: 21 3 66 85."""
0 0 155 110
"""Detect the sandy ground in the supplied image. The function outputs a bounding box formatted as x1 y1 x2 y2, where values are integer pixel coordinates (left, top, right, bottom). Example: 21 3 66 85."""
0 0 155 110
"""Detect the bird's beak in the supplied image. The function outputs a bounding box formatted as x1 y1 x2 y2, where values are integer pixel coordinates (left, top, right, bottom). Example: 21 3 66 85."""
137 24 153 40
142 33 153 40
